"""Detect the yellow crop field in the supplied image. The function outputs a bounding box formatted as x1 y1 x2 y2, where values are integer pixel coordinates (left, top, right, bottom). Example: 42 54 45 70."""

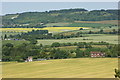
0 27 89 33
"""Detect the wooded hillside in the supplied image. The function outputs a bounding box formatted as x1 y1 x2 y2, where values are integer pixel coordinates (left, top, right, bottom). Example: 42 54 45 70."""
2 8 119 28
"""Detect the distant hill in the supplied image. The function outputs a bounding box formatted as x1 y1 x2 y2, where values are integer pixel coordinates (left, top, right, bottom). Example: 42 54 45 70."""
2 8 119 28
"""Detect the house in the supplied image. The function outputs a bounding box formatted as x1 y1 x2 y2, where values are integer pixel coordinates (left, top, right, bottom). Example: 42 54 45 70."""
25 56 33 62
90 51 105 57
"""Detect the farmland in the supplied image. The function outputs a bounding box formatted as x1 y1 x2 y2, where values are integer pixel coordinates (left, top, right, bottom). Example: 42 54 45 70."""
1 8 119 78
37 34 118 45
0 27 89 34
1 20 118 36
0 6 120 78
2 58 118 78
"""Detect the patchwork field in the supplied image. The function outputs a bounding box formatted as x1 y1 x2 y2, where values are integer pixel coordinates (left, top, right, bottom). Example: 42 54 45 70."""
2 58 118 78
37 34 118 45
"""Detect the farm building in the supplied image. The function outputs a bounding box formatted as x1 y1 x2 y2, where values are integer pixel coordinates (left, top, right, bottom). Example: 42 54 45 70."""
25 56 33 62
90 51 105 57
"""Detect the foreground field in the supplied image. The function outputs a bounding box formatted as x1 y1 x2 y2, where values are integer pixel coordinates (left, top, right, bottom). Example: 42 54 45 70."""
37 34 118 45
2 58 118 78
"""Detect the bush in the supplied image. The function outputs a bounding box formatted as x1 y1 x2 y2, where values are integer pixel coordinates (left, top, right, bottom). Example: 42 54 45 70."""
51 42 61 47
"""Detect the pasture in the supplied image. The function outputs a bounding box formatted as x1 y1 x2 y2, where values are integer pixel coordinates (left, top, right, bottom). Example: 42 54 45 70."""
37 34 118 45
2 58 118 78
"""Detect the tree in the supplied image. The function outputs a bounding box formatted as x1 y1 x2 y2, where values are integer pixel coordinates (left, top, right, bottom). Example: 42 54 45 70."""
4 34 7 39
5 43 14 47
88 31 93 34
112 29 117 34
51 42 60 47
30 39 38 44
114 69 120 78
99 29 104 33
79 28 84 30
40 44 43 47
1 36 3 40
75 48 84 58
69 52 76 58
85 44 92 48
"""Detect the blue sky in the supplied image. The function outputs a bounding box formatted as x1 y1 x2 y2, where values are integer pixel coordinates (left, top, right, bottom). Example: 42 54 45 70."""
2 2 118 15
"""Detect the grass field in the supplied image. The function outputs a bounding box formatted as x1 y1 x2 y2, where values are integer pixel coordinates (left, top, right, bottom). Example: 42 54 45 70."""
2 58 118 78
37 34 118 45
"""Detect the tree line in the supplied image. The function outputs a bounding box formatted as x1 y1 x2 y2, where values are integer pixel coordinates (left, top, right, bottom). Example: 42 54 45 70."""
2 41 119 62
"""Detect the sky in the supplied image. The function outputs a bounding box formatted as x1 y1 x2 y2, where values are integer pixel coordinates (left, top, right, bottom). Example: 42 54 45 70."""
1 2 118 15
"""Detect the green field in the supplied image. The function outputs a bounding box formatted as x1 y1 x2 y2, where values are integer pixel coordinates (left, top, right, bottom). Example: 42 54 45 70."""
2 58 118 78
37 34 118 45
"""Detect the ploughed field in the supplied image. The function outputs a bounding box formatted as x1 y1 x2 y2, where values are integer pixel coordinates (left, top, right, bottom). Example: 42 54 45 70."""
2 58 118 78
